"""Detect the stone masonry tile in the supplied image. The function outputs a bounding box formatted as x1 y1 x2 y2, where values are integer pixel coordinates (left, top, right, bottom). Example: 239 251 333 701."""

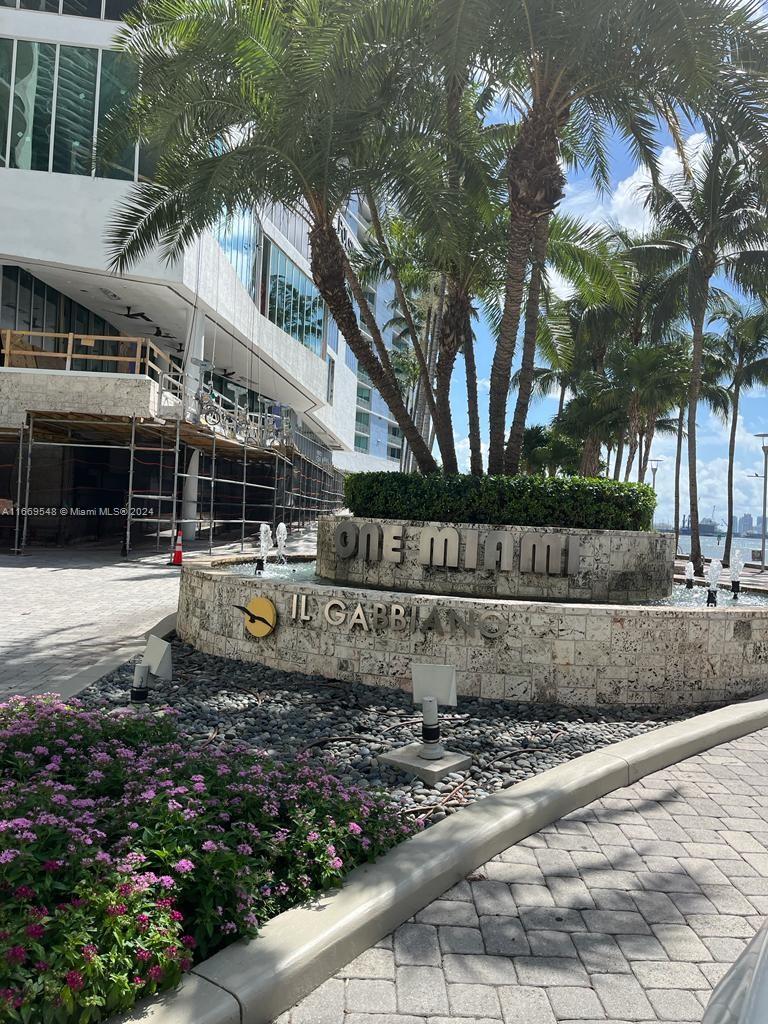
678 857 731 886
576 870 639 891
480 915 531 956
345 979 397 1014
345 1016 425 1024
395 966 449 1016
447 982 502 1018
394 924 441 967
582 910 651 935
339 947 396 979
497 845 539 865
471 880 518 917
700 961 734 987
513 957 591 987
497 985 557 1024
535 849 580 877
512 883 556 907
699 883 759 916
631 960 708 989
628 890 684 924
592 890 636 913
650 923 712 962
291 978 345 1024
546 985 605 1021
415 900 479 928
702 935 748 962
572 932 630 974
647 988 705 1021
634 871 702 893
615 934 669 962
590 973 654 1019
442 954 516 986
528 930 579 959
438 926 485 955
687 913 756 937
519 908 588 933
547 877 596 910
443 880 473 901
484 861 546 885
722 830 767 854
601 846 646 872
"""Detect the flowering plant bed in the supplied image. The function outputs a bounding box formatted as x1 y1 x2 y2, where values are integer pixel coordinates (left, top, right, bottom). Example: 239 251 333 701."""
0 696 414 1023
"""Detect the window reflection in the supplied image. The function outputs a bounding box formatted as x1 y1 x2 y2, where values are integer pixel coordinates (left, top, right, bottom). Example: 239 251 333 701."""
53 45 98 174
9 41 56 171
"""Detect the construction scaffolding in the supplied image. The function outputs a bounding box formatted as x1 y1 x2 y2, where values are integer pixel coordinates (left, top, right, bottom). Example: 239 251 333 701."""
0 411 344 555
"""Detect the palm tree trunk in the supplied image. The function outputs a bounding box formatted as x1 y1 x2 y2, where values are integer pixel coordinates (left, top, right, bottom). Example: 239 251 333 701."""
434 281 469 474
463 313 483 476
723 385 740 567
687 290 711 576
613 435 624 481
580 433 601 476
624 436 638 482
673 405 685 553
310 222 437 474
489 102 565 474
505 214 550 475
637 433 644 482
557 380 567 418
640 422 655 483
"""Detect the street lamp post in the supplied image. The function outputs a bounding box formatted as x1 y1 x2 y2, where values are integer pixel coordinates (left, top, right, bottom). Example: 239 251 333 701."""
648 458 663 529
754 435 768 573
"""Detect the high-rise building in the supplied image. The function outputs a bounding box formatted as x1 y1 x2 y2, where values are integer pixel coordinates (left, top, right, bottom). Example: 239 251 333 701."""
739 513 755 535
0 1 408 551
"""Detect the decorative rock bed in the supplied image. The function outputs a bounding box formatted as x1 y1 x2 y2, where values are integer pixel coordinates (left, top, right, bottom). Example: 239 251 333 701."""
80 639 694 821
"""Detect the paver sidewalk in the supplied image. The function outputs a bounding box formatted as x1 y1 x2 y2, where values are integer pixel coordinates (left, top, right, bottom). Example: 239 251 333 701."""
0 525 318 700
281 728 768 1023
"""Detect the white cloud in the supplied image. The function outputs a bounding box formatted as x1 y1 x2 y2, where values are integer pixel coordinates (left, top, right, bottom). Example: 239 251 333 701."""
561 132 707 233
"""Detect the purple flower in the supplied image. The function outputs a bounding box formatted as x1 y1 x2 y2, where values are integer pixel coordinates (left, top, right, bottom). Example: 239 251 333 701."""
348 822 362 835
174 858 195 874
65 970 84 992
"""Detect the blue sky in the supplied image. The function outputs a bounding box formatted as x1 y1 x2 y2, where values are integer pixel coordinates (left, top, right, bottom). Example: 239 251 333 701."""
450 129 768 527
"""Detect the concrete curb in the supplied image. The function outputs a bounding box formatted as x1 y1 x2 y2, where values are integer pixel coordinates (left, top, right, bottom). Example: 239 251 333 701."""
114 693 768 1024
56 611 177 700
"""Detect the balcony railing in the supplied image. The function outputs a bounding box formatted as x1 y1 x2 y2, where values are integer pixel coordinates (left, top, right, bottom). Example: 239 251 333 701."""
1 329 184 399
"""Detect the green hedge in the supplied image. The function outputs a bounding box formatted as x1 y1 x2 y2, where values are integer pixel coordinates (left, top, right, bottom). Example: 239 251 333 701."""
343 473 657 532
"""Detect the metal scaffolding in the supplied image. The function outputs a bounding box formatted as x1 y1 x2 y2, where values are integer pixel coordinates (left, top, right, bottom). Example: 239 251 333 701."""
1 411 344 555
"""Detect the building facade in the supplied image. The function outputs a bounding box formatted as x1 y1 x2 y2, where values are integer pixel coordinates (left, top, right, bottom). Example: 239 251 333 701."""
0 0 406 551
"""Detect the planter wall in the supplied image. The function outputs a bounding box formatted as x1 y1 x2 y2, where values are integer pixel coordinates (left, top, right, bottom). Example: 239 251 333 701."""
316 517 674 604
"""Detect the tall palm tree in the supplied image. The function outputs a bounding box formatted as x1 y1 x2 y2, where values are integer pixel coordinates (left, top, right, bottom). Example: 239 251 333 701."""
105 0 443 473
644 139 768 573
504 214 635 474
709 300 768 565
485 0 768 474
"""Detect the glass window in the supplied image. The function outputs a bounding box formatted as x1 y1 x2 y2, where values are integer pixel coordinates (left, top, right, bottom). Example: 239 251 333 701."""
20 0 59 10
10 41 56 171
326 354 335 404
16 269 32 332
31 277 45 330
53 45 98 175
62 0 102 14
1 267 19 330
103 0 134 19
354 433 369 453
0 39 11 167
326 315 338 353
97 50 136 180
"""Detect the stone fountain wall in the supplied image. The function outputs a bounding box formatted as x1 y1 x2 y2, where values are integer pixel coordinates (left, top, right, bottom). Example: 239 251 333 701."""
178 566 768 708
316 517 674 603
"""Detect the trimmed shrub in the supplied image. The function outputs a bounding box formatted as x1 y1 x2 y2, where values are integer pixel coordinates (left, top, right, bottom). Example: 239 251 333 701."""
0 696 415 1022
344 473 656 531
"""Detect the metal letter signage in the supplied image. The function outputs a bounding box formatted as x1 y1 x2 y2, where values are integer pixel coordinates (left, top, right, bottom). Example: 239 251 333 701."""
418 526 460 568
335 521 358 558
520 533 563 575
483 530 515 571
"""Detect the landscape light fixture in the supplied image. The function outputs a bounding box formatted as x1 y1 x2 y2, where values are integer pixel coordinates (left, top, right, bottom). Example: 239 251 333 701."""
411 664 458 761
131 635 173 705
755 434 768 572
380 663 471 785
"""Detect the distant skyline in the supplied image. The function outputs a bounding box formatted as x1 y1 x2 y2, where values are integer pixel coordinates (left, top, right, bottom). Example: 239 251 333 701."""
448 128 768 521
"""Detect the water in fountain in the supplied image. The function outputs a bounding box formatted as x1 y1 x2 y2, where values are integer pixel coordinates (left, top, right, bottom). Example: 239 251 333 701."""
259 524 272 574
276 522 288 565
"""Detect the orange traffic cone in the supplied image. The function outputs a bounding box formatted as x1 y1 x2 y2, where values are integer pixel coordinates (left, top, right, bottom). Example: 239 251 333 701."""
169 529 183 566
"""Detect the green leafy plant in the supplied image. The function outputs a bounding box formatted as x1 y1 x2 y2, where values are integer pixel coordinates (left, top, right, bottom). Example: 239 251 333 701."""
344 472 656 531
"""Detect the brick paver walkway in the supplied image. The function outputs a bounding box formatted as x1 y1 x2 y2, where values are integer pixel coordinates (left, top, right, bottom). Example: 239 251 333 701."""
281 729 768 1023
0 525 318 699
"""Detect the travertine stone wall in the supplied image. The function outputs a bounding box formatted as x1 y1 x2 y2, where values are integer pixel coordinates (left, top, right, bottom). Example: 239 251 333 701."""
316 517 674 604
178 566 768 708
0 369 161 429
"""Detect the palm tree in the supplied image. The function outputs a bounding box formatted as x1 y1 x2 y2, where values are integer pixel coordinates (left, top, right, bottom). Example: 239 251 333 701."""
485 0 768 474
709 300 768 565
504 214 634 474
644 139 768 573
105 0 443 473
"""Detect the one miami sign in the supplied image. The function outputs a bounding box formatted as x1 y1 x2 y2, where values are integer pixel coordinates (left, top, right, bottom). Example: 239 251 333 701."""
333 522 580 577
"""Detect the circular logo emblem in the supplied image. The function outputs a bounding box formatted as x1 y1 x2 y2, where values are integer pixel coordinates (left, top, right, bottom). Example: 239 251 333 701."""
239 597 277 638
